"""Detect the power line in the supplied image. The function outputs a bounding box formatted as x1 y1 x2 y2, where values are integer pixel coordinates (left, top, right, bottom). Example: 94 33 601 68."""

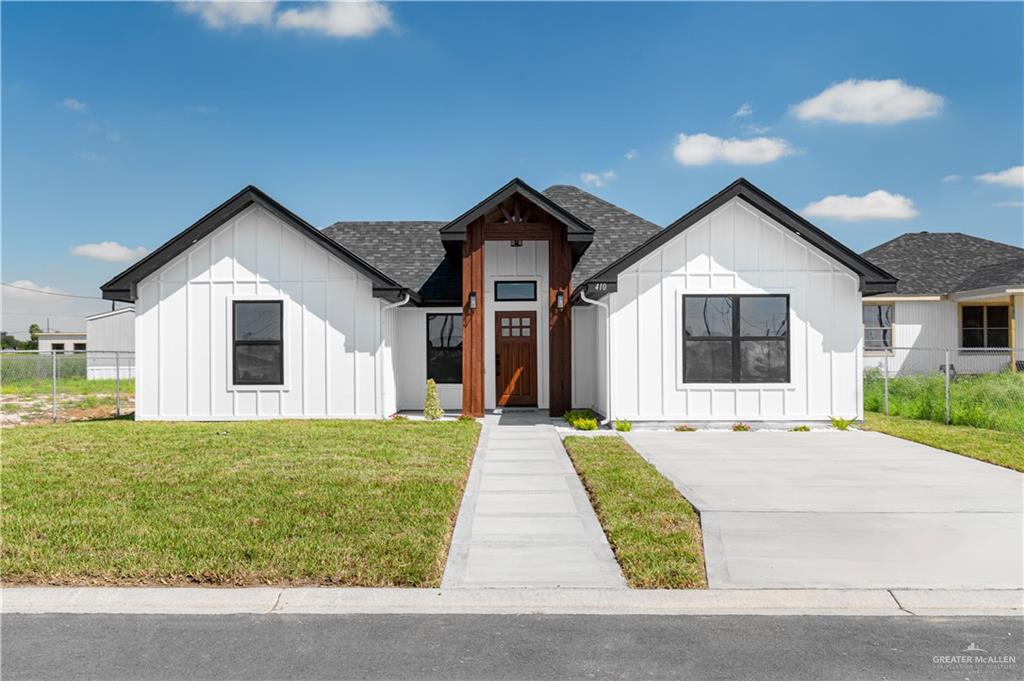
1 282 106 300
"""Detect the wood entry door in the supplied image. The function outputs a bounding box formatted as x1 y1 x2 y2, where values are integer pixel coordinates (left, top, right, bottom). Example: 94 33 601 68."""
495 311 538 407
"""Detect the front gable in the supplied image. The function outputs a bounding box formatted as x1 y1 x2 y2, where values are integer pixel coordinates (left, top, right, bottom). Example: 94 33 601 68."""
575 178 897 299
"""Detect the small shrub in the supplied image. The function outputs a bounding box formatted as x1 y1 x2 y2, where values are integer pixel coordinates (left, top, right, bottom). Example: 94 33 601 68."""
574 417 599 431
423 379 444 420
458 414 476 422
790 425 811 432
390 414 409 421
564 409 600 430
674 424 696 432
614 419 632 432
830 416 855 431
731 422 752 432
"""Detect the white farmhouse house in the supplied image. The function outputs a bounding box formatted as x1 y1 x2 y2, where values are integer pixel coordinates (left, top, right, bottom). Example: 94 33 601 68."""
861 232 1024 375
101 179 895 422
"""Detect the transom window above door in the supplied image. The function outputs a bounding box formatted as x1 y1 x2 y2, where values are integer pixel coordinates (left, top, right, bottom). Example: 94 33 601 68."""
682 295 790 383
494 281 537 301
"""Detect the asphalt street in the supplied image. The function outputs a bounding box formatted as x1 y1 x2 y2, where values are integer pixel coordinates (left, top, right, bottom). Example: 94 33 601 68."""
3 614 1021 680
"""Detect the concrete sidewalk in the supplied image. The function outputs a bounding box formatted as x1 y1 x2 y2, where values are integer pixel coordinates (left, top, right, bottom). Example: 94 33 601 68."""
441 411 625 589
3 587 1021 617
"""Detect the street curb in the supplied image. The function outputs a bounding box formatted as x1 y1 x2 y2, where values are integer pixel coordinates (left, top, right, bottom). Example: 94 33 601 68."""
3 587 1021 617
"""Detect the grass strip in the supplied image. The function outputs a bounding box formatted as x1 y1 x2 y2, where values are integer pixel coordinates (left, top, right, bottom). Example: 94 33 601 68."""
563 436 706 588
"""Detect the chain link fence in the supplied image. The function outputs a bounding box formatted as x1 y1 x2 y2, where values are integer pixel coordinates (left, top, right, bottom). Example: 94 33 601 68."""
864 346 1024 432
1 350 135 425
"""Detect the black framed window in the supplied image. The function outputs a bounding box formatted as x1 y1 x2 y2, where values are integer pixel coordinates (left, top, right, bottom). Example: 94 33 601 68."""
683 295 789 383
233 300 283 385
863 304 894 351
427 313 463 384
962 304 1010 349
494 281 537 301
51 343 65 352
73 343 87 352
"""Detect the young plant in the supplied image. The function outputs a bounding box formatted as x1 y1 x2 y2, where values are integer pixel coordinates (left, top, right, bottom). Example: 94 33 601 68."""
674 424 696 432
574 417 599 431
830 416 855 431
614 419 633 432
731 422 752 432
790 425 811 432
423 379 444 420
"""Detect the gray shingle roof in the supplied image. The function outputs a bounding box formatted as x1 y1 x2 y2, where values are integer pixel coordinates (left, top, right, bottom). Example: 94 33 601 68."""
955 254 1024 293
542 185 661 285
321 186 661 302
862 232 1024 296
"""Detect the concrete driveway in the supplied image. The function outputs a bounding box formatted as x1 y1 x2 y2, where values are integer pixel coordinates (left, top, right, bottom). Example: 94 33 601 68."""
624 431 1024 590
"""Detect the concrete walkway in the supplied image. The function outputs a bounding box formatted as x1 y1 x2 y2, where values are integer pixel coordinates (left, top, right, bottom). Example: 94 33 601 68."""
625 430 1024 590
442 411 626 589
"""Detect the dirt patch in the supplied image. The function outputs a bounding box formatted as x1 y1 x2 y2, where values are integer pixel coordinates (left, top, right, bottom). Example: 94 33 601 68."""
0 392 134 426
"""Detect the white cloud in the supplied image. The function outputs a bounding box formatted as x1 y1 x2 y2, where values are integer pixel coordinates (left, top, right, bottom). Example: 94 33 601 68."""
624 149 638 161
742 123 770 135
942 174 961 183
803 190 918 222
673 133 796 166
793 79 943 124
733 103 753 118
71 241 150 263
976 166 1024 188
62 98 88 112
580 170 617 188
277 1 392 37
180 1 276 29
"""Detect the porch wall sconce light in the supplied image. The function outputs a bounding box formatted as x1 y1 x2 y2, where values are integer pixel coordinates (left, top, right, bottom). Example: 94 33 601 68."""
468 291 478 309
510 240 523 248
556 291 565 311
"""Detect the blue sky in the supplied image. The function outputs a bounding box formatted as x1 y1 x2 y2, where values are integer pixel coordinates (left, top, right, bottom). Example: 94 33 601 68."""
3 1 1023 334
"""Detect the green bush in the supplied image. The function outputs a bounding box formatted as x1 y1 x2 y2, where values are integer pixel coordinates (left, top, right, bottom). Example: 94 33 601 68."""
674 424 696 432
830 416 855 431
423 379 444 420
790 425 811 432
563 409 599 430
614 419 632 432
864 369 1024 434
731 422 751 432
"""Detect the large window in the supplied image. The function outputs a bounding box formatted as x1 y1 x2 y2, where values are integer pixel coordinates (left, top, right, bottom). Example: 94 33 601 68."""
962 304 1010 349
863 304 894 351
682 295 789 383
494 281 537 301
233 300 283 385
427 313 463 384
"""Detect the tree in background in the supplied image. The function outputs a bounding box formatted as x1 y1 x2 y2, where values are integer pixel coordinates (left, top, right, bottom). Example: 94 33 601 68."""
27 323 41 350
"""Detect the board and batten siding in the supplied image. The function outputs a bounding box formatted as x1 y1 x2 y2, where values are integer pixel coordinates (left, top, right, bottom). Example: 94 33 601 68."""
135 204 391 420
602 198 863 422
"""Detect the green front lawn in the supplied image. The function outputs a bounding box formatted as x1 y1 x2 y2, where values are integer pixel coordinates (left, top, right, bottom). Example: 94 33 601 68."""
1 377 134 397
2 418 480 586
862 412 1024 473
563 436 706 588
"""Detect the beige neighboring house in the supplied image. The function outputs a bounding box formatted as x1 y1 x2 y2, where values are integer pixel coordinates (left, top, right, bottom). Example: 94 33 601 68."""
861 232 1024 375
36 331 87 354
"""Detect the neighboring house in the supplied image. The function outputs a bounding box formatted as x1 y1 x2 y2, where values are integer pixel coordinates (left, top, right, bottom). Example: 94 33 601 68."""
36 331 87 354
85 308 135 379
861 232 1024 375
100 178 894 422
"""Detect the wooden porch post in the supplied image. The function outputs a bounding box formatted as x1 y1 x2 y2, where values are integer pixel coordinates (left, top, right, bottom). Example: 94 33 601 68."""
462 218 485 416
549 224 572 417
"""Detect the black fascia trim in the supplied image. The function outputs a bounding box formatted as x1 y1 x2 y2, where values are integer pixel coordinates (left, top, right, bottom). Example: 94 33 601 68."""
576 178 898 296
438 177 595 239
100 185 419 304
